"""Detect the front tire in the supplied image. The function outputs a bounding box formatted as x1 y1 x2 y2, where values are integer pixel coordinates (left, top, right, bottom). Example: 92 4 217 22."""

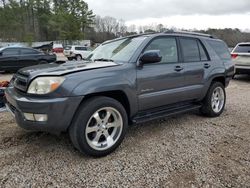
69 97 128 157
200 82 226 117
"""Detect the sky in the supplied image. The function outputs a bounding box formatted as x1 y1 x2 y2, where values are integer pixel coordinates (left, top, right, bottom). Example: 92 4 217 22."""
84 0 250 31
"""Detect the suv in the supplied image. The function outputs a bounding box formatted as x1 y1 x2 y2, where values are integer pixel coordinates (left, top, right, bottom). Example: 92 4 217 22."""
231 42 250 75
5 32 234 157
64 45 92 61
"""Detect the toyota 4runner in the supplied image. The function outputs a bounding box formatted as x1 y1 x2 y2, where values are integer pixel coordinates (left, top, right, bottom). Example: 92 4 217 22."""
5 31 235 157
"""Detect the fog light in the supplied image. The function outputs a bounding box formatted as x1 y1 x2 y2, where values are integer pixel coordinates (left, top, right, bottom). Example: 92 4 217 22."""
34 114 48 122
23 113 48 122
24 113 35 121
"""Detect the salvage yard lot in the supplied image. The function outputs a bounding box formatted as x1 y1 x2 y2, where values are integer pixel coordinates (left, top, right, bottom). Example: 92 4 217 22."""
0 76 250 187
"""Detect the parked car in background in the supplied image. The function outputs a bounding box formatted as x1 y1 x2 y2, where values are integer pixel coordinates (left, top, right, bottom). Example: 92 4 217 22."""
231 42 250 75
0 47 56 72
52 44 64 53
5 32 234 157
64 45 92 60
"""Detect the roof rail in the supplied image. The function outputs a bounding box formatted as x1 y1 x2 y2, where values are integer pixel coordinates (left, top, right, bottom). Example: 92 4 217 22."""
164 30 215 38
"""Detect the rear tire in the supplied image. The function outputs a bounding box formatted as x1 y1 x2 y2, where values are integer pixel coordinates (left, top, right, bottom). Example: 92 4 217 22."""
69 97 128 157
200 82 226 117
76 55 82 61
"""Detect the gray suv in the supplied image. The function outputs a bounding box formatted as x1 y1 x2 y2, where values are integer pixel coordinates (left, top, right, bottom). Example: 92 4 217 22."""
5 31 234 157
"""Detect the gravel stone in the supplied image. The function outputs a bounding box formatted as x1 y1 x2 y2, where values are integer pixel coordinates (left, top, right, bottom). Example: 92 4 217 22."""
0 75 250 187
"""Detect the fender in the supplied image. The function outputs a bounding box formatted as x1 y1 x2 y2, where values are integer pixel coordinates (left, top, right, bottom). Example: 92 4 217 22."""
71 76 138 117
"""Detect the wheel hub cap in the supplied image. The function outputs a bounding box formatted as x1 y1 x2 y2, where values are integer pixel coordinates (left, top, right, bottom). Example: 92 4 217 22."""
211 87 225 113
85 107 123 151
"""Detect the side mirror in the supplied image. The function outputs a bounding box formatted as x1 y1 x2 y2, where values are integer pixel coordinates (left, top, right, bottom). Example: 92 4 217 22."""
139 50 162 65
0 52 2 56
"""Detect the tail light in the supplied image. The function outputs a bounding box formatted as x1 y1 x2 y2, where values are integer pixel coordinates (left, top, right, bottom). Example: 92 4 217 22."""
231 54 238 59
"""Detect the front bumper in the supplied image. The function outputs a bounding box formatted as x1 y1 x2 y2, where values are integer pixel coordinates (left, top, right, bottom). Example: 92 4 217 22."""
235 65 250 75
4 87 84 134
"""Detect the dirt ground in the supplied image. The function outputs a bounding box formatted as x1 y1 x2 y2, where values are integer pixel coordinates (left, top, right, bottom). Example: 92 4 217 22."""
0 75 250 187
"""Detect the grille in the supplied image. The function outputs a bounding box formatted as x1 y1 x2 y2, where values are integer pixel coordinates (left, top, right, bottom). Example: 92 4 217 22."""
13 72 29 92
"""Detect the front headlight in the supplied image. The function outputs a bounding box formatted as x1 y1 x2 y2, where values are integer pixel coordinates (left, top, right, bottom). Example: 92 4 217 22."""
27 77 65 94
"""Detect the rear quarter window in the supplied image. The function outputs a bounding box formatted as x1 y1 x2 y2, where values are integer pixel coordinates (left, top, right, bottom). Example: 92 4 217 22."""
207 40 231 60
233 44 250 53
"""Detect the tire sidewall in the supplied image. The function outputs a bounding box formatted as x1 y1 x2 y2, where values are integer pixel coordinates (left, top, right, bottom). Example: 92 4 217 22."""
72 97 128 157
206 82 226 117
76 55 82 61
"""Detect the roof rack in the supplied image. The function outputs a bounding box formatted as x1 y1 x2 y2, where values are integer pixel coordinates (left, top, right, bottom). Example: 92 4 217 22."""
164 30 215 38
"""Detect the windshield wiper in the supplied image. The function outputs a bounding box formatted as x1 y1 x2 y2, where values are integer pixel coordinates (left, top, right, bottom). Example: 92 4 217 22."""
94 58 114 62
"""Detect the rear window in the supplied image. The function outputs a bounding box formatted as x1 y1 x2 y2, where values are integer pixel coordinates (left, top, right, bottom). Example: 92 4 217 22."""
75 47 87 51
233 44 250 53
208 40 231 60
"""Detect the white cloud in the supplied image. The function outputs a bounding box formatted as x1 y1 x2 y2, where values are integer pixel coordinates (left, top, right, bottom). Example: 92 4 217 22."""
85 0 250 30
126 14 250 30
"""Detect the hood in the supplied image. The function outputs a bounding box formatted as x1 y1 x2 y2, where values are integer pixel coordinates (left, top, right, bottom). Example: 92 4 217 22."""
18 61 121 78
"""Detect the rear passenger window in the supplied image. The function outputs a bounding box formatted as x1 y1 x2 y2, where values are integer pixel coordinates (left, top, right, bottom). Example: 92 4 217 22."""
144 37 178 63
180 38 200 62
21 48 39 55
198 41 209 61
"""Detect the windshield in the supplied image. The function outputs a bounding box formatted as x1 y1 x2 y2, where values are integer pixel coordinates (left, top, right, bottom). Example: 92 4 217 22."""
87 36 147 62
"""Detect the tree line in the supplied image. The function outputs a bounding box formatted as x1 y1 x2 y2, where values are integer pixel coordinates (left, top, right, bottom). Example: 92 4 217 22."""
0 0 95 42
0 0 250 47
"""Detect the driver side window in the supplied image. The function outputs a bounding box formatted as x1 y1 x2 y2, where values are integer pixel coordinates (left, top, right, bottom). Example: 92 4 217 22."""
144 37 178 63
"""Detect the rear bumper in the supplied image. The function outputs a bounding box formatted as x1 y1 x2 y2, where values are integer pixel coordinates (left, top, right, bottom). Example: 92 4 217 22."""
4 87 84 134
235 65 250 74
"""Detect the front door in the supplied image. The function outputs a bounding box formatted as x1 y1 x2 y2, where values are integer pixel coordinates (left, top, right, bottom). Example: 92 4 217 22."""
137 37 186 111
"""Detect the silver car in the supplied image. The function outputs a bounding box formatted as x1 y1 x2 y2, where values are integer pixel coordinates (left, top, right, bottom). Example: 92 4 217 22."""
231 42 250 75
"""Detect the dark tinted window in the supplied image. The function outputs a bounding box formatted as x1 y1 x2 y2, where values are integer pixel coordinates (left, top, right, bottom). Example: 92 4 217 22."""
144 37 178 63
180 38 200 62
21 48 39 55
233 44 250 53
75 47 87 51
198 41 209 61
2 48 20 56
208 40 231 60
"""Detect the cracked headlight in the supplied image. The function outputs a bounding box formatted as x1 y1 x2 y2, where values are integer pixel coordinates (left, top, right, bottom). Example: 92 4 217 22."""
27 77 65 94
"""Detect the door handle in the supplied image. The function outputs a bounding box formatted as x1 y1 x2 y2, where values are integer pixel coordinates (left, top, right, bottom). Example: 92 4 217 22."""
204 63 211 69
174 66 184 72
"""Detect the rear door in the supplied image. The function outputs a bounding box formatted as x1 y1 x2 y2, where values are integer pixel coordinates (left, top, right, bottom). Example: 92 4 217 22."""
0 48 20 71
19 48 41 68
179 37 209 101
137 36 186 111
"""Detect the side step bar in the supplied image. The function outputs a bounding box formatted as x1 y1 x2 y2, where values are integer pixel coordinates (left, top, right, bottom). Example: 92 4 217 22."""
132 104 202 124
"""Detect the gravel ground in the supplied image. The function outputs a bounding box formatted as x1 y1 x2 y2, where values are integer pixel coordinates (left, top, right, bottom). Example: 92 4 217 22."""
0 75 250 187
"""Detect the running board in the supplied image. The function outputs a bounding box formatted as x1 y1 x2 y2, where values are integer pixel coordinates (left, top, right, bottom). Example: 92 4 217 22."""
132 104 202 124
